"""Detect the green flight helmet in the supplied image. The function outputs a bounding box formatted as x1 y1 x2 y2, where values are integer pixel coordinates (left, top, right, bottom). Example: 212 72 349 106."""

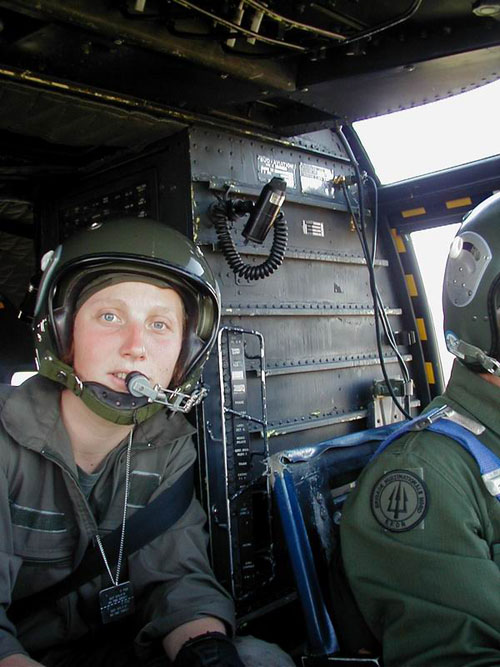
33 217 221 424
443 191 500 375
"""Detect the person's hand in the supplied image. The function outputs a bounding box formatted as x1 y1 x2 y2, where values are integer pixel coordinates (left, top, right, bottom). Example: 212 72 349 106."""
173 632 244 667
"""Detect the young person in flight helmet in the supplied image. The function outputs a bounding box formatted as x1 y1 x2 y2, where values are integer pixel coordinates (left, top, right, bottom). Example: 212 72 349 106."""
0 218 293 667
340 192 500 666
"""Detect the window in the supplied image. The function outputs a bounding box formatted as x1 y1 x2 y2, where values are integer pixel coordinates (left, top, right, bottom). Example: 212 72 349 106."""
353 79 500 184
411 224 461 383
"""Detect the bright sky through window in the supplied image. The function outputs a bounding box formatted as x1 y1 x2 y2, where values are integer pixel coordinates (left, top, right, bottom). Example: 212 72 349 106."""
411 224 461 384
353 79 500 184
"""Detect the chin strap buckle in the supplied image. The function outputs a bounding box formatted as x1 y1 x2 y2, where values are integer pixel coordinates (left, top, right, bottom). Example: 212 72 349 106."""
445 331 500 376
159 386 208 413
127 371 208 413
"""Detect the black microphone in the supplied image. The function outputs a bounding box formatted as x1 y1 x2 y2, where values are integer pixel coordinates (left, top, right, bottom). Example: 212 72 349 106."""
242 176 286 244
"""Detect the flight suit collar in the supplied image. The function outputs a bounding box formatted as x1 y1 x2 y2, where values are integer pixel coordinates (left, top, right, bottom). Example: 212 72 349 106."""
0 374 75 467
0 374 196 471
444 360 500 439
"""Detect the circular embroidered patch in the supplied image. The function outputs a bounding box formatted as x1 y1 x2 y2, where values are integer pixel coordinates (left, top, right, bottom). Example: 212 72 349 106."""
371 469 429 532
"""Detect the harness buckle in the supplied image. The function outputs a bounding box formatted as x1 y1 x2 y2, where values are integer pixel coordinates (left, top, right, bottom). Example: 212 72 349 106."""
411 405 450 431
482 469 500 497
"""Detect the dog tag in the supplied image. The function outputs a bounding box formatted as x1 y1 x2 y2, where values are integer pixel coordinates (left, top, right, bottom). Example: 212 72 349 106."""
99 581 135 624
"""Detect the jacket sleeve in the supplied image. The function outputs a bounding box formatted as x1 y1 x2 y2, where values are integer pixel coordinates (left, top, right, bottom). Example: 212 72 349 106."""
128 434 235 656
0 465 30 661
340 432 500 667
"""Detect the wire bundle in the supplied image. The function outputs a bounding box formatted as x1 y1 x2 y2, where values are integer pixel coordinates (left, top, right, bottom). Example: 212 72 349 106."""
337 127 412 419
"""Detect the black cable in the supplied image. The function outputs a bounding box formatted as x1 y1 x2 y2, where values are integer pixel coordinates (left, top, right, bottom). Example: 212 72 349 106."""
343 182 410 390
375 289 411 382
337 126 411 418
364 174 410 383
341 182 411 419
209 198 288 281
365 174 379 262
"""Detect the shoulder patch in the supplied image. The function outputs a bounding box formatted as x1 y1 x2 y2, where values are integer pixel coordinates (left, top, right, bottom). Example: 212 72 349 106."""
370 469 429 532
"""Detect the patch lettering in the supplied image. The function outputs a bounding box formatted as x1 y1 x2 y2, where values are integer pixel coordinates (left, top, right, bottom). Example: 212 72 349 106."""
371 469 428 532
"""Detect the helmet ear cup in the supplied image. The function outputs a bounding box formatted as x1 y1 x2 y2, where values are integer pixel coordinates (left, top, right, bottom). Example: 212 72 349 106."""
171 331 204 388
197 295 217 341
53 306 73 361
487 272 500 361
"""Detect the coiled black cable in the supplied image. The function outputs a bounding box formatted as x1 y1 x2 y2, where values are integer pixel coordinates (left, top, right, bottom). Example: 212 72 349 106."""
210 200 288 281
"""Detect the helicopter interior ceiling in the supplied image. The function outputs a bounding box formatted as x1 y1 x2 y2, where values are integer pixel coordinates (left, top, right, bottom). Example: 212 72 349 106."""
0 1 496 371
0 0 497 181
0 0 497 356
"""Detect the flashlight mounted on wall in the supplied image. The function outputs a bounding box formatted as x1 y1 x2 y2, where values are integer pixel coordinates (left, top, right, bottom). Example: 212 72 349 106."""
209 177 288 281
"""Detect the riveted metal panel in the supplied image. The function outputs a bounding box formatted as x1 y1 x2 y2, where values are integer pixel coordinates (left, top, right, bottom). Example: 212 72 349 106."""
192 127 420 614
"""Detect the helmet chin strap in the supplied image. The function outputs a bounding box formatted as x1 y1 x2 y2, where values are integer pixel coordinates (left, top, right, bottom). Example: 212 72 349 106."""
445 330 500 376
37 354 164 424
37 354 206 423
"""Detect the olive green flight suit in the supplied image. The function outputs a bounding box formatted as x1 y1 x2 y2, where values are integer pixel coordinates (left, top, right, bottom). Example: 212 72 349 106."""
0 375 235 662
341 360 500 666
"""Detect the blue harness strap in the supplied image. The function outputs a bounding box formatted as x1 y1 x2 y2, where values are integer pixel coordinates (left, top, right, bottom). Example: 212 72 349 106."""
371 408 500 501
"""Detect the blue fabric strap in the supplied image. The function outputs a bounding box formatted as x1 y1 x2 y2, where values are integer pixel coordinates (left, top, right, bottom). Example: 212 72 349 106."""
369 409 441 461
370 411 500 501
